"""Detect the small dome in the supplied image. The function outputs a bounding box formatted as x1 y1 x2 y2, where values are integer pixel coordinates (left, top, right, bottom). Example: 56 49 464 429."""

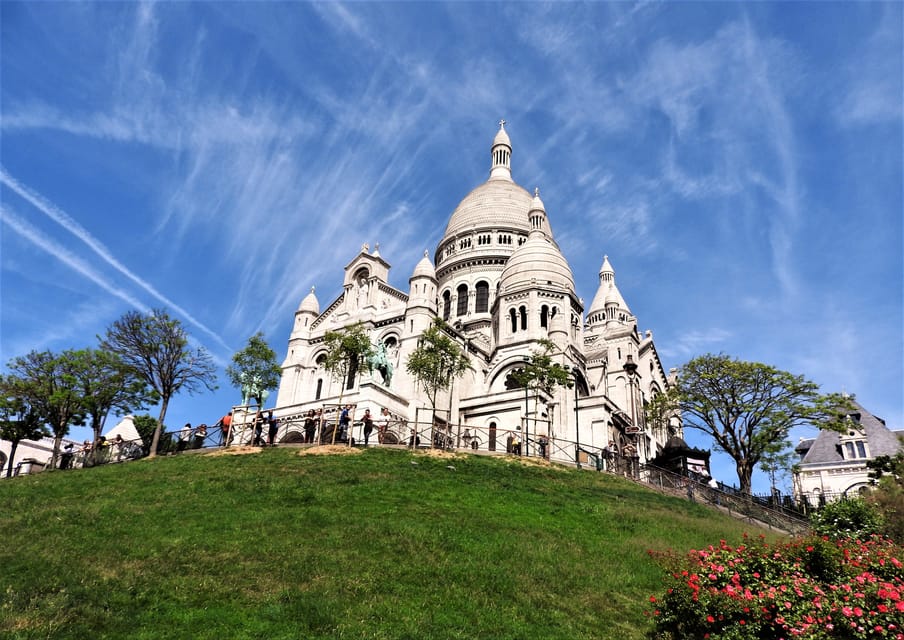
411 250 436 280
298 287 319 314
530 187 545 214
499 234 575 293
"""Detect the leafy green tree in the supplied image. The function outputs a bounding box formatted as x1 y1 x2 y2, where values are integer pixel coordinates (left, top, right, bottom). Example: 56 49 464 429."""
132 414 159 454
0 394 47 478
663 353 852 494
757 440 795 495
226 332 282 407
866 451 904 542
100 309 217 457
68 348 156 462
321 323 374 444
3 350 85 468
510 339 572 454
644 388 679 443
405 319 471 424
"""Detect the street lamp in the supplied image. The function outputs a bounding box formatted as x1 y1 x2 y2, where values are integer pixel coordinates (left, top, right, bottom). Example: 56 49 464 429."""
565 365 581 469
516 357 530 457
624 354 640 475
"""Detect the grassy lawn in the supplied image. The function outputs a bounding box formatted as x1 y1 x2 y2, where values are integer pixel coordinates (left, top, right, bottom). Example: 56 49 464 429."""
1 447 779 639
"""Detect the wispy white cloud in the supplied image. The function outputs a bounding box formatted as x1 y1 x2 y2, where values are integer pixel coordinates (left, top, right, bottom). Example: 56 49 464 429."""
0 204 149 312
627 20 803 296
658 328 733 361
0 169 232 353
833 7 903 128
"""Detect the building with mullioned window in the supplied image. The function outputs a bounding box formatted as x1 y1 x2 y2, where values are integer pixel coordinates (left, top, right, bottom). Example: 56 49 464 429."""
793 400 903 504
274 122 679 464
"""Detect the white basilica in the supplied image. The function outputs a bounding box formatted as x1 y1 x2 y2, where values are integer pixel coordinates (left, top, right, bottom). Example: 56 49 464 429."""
275 122 679 464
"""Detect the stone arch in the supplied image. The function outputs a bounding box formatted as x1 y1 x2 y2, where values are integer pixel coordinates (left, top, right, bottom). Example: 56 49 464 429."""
280 429 305 444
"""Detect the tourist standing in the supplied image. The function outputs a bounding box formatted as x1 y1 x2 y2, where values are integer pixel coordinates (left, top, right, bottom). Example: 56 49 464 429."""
511 430 521 456
339 405 351 442
303 410 316 443
194 424 207 449
252 411 264 446
178 423 192 452
362 409 374 446
218 412 233 446
377 407 391 444
267 411 279 446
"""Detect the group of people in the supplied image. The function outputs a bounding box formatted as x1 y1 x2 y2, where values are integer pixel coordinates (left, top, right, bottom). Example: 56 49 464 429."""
211 410 278 447
60 434 131 469
177 423 209 451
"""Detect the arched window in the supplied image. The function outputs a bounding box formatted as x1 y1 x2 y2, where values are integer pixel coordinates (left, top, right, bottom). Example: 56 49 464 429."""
489 422 497 452
475 281 489 313
509 308 517 333
540 305 549 329
315 379 323 400
457 284 468 316
442 291 451 320
519 306 527 331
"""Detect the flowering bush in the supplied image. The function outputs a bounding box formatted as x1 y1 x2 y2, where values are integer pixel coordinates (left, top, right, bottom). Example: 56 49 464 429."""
811 497 885 541
647 534 904 639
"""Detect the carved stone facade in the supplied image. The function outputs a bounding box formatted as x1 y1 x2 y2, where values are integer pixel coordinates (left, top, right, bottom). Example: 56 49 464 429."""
275 123 679 464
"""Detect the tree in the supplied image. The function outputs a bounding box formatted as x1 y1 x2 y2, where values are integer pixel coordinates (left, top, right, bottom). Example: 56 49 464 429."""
509 339 572 455
3 350 84 468
0 394 47 478
865 451 904 542
321 323 374 444
757 440 795 496
100 309 217 457
68 348 156 463
405 319 471 423
132 414 160 455
226 332 282 407
665 353 852 494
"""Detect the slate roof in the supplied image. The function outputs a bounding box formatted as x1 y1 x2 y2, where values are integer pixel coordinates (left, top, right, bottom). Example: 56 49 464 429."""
799 401 902 465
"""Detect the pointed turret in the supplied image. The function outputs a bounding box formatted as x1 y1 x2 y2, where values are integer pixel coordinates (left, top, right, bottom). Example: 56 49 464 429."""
489 119 513 182
586 255 632 328
298 286 320 315
289 286 319 340
407 250 438 337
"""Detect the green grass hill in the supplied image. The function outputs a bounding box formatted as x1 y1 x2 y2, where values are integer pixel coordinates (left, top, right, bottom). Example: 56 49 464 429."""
1 446 776 639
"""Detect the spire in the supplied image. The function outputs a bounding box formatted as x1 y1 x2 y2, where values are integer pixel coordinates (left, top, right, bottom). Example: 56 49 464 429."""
586 255 631 327
489 119 513 182
600 255 614 283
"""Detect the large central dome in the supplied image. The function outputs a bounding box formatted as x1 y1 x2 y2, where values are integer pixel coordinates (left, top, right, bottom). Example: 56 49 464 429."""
439 120 533 245
442 180 533 239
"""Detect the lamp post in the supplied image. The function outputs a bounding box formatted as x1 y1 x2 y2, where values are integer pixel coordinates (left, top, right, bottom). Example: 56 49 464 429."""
565 365 581 469
515 357 530 457
624 354 639 475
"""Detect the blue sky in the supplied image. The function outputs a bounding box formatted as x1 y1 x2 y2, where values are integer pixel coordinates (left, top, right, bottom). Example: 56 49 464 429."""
1 2 901 493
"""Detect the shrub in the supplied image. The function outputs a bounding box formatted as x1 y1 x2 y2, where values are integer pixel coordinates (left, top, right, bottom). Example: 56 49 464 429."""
811 497 884 540
647 535 904 639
